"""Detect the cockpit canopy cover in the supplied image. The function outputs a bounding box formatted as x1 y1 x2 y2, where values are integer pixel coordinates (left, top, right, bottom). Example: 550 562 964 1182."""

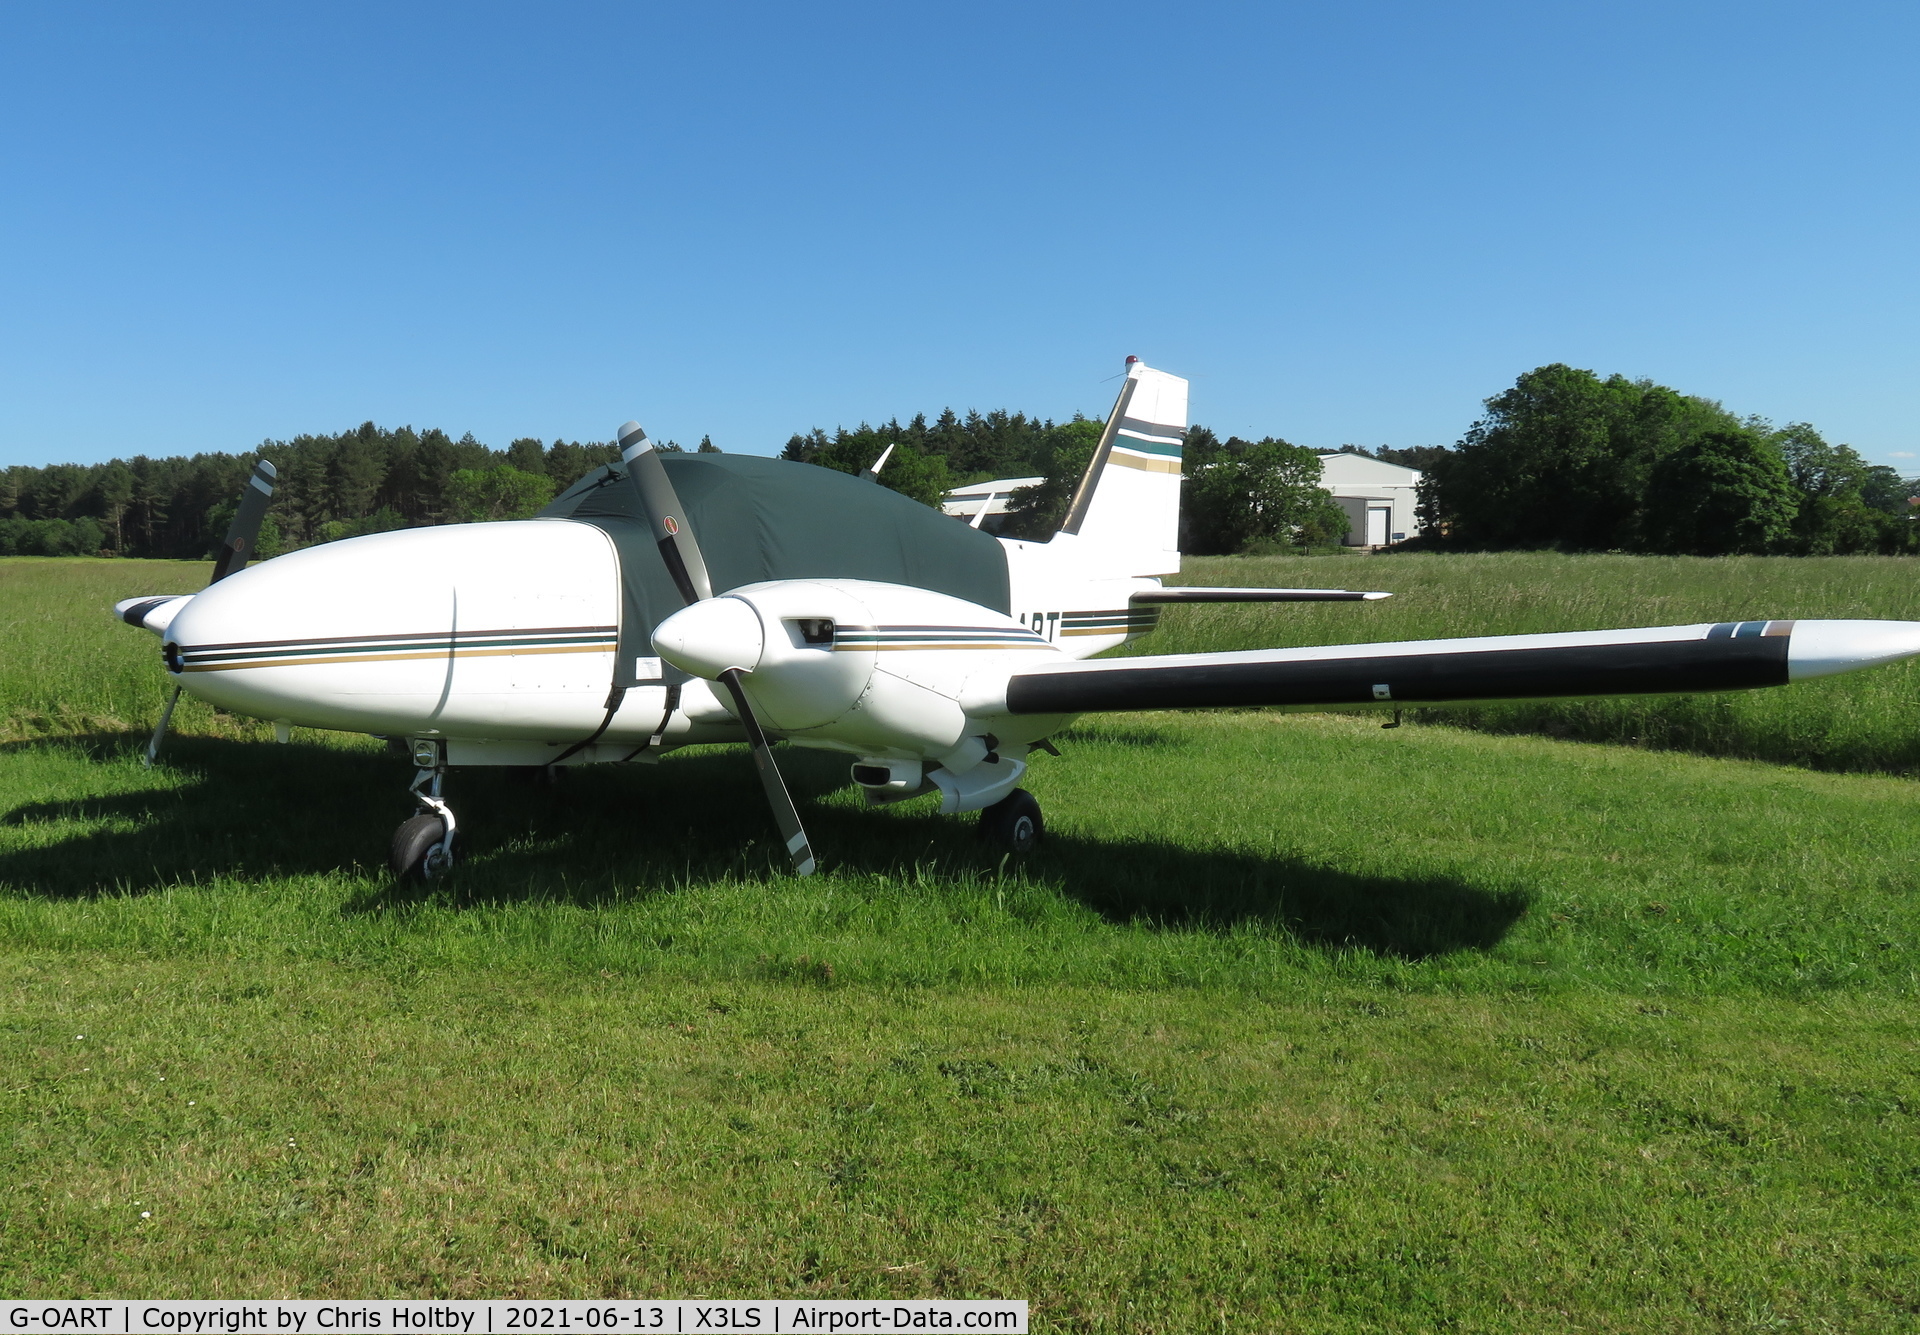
543 453 1012 683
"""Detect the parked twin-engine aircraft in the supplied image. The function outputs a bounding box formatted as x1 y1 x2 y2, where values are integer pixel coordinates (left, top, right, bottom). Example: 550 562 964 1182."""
116 358 1920 880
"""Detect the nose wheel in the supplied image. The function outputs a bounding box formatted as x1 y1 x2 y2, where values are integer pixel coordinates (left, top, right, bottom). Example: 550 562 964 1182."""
390 762 458 881
978 788 1043 853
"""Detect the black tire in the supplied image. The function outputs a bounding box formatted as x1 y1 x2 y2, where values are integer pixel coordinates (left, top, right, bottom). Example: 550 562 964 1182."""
389 812 454 881
978 788 1043 853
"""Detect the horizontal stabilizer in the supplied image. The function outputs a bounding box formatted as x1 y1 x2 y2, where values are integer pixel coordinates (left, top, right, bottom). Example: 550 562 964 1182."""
994 619 1920 715
1133 587 1391 604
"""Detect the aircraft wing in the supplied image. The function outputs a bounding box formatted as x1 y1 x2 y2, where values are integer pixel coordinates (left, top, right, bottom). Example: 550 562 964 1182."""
983 619 1920 715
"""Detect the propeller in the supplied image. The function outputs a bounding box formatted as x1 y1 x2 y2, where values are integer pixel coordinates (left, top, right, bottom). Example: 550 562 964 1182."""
210 458 279 582
617 421 817 876
618 421 711 604
147 457 278 765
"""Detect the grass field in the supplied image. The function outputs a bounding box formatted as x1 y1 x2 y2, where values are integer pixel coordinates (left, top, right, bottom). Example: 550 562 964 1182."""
3 555 1919 1328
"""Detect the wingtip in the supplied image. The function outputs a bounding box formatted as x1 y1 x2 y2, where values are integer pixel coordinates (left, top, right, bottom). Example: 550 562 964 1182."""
1788 619 1920 680
113 594 190 633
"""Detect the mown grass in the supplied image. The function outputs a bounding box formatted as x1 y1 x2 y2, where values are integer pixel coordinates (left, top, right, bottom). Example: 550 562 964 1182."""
2 555 1919 1327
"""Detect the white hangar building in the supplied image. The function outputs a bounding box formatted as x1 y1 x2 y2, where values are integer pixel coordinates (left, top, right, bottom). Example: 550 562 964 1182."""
1316 452 1423 548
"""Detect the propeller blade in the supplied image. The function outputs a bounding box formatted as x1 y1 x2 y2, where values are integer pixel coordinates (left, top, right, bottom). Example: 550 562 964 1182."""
718 668 816 877
209 458 278 583
151 457 276 766
618 421 713 607
143 684 182 769
860 443 894 482
619 419 812 873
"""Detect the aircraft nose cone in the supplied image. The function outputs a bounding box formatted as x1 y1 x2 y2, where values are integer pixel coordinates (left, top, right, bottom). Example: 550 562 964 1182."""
653 597 766 679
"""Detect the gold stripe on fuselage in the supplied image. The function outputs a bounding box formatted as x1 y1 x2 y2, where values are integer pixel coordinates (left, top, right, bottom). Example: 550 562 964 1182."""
181 643 613 672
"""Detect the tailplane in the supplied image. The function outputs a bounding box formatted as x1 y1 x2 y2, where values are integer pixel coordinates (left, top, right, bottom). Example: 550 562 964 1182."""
1055 357 1186 574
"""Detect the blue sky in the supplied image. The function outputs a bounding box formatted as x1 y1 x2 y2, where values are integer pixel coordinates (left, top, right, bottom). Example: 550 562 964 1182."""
2 2 1915 468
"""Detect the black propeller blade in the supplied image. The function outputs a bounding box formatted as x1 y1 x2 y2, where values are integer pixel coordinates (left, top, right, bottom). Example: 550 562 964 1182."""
719 669 818 877
617 421 816 876
618 421 712 606
148 457 279 766
210 458 279 583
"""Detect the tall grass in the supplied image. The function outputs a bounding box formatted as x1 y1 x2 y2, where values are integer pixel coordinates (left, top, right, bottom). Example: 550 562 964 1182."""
0 558 216 741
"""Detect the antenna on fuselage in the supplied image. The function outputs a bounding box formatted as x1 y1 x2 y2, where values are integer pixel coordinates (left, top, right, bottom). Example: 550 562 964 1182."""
860 443 895 483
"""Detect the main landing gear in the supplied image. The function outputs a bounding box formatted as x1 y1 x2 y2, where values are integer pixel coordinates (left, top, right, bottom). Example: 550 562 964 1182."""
390 743 457 881
978 788 1043 854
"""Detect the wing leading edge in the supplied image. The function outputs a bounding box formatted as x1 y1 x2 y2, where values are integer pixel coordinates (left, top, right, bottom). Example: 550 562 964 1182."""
990 619 1920 715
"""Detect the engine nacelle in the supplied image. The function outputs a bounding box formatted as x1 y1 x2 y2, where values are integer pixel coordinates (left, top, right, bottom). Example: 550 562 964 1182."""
654 578 1062 763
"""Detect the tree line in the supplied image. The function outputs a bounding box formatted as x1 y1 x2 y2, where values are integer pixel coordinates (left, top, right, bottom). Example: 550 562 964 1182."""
0 424 720 560
1413 364 1914 555
4 364 1909 560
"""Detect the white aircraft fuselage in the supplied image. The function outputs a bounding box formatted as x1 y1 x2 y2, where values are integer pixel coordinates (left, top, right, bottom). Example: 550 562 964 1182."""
141 517 1151 769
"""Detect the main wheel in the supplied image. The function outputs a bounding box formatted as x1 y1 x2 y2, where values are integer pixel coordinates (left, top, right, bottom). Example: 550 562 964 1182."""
978 788 1043 853
390 812 455 881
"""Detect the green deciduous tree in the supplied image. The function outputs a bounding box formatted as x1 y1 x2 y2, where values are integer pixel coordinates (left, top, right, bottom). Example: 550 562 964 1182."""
1184 436 1349 554
997 419 1104 538
444 465 557 522
1422 364 1741 550
1639 429 1799 555
1763 421 1913 554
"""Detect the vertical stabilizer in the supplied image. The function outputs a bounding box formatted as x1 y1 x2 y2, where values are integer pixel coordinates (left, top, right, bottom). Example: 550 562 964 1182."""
1057 358 1186 574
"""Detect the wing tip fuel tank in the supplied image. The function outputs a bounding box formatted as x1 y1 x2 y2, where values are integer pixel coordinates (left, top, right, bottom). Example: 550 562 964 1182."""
1786 619 1920 681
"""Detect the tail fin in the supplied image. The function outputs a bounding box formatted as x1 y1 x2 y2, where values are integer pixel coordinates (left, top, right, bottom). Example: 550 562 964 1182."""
1056 357 1186 574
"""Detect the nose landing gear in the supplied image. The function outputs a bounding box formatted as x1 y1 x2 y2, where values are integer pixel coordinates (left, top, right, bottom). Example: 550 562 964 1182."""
390 745 458 881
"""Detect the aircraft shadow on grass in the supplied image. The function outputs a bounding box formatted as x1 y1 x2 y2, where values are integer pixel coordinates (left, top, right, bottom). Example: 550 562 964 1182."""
0 735 1527 959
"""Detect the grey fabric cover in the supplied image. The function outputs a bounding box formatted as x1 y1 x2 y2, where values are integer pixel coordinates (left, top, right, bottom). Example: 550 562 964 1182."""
541 453 1011 686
